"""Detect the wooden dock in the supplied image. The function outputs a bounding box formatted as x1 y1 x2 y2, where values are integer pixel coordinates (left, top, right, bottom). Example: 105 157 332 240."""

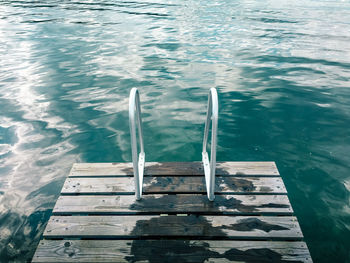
32 162 312 262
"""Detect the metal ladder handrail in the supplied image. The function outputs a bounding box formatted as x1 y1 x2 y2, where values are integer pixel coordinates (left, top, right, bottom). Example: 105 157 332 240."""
202 88 218 201
129 88 145 200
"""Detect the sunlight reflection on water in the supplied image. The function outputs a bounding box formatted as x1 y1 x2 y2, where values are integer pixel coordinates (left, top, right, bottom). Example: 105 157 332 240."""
0 0 350 261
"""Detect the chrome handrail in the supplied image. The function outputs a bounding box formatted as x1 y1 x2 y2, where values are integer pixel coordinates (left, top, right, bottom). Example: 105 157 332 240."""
129 88 145 200
202 88 218 201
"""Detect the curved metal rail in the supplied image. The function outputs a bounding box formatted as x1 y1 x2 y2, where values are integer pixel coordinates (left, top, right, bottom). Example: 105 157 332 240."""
202 88 218 201
129 88 145 200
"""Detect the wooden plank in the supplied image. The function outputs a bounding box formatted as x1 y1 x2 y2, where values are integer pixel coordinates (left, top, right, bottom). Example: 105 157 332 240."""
62 177 133 194
61 177 286 194
43 215 302 240
70 162 279 177
53 194 293 215
32 240 312 262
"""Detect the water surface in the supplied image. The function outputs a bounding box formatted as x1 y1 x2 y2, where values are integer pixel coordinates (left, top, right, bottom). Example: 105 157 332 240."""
0 0 350 262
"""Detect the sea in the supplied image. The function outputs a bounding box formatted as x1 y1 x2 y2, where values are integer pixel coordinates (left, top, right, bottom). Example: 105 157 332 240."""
0 0 350 261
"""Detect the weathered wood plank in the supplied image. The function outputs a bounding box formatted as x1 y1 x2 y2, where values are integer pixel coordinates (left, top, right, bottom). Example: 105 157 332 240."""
33 160 313 263
70 162 279 177
61 177 132 194
61 176 286 194
32 240 312 262
44 215 302 240
53 194 293 215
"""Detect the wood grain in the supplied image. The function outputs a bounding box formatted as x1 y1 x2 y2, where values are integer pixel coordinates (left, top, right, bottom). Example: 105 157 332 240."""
32 240 312 262
61 176 286 194
44 215 303 240
53 194 293 215
70 162 279 177
32 161 313 262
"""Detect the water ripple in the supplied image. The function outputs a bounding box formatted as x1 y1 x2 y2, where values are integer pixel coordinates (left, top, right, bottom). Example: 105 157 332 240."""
0 0 350 262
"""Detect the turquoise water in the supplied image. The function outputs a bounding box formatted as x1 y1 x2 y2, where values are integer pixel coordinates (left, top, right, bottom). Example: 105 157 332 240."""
0 0 350 261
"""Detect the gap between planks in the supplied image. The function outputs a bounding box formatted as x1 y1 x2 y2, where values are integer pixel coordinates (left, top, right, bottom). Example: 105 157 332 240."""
32 161 313 262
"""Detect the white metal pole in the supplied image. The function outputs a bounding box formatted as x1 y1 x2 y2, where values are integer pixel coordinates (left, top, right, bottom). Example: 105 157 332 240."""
202 88 218 201
129 88 145 200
